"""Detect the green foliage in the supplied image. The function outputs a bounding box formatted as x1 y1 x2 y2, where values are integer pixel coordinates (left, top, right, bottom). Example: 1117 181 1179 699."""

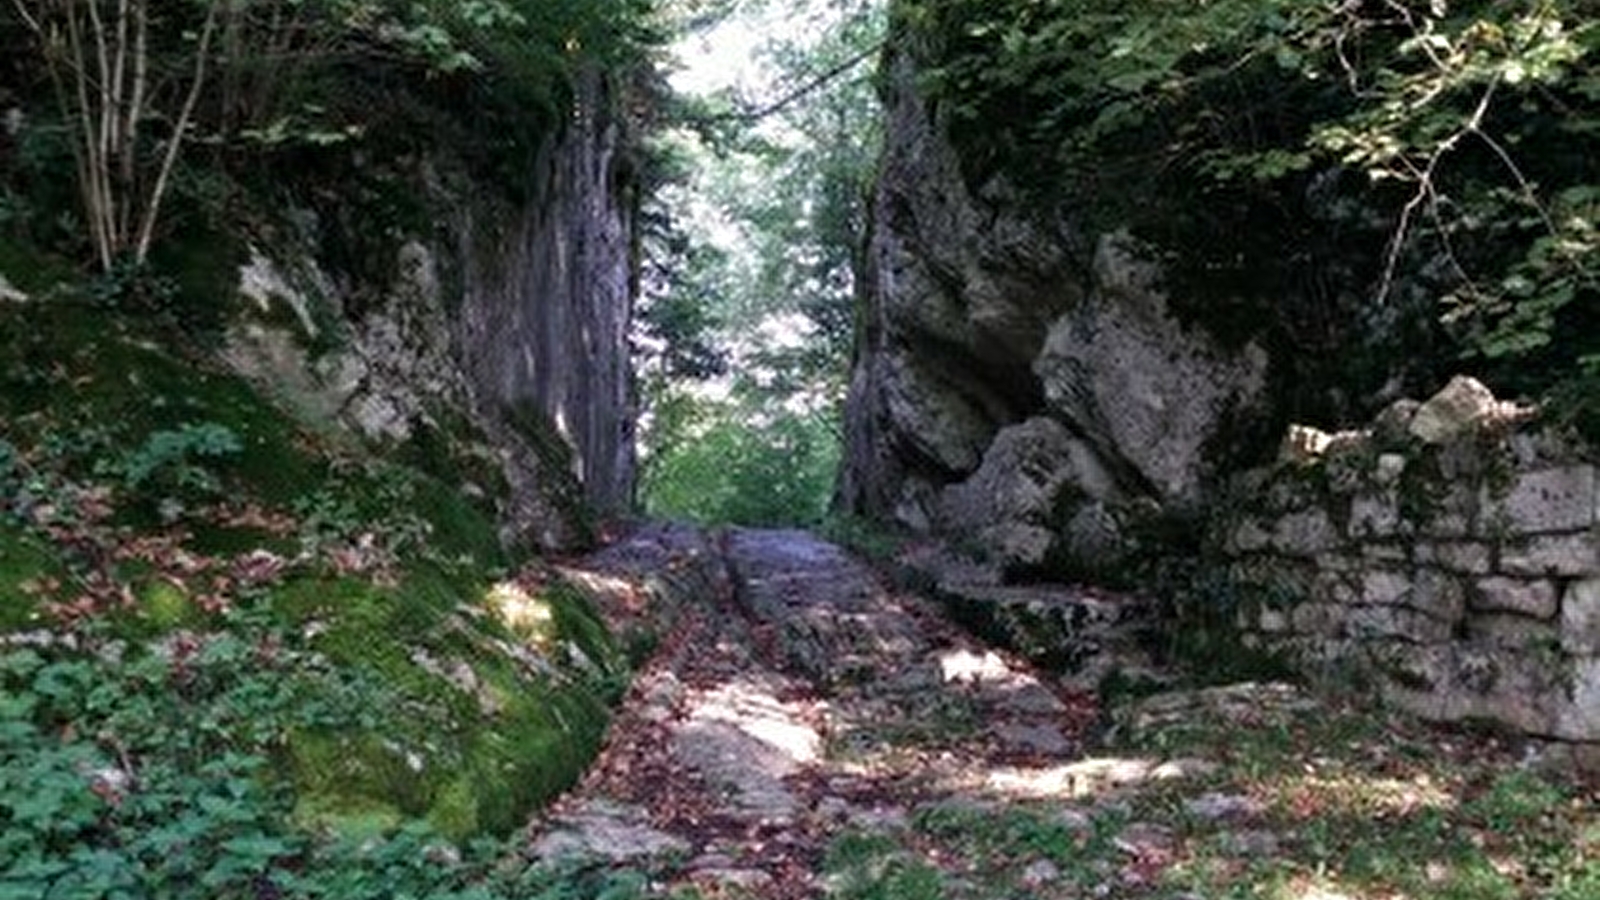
97 422 243 506
0 632 652 900
905 0 1598 419
823 831 947 900
641 397 841 528
1 0 662 280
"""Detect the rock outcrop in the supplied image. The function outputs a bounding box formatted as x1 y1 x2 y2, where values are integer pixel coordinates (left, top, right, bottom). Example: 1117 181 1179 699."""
840 39 1268 574
841 24 1596 760
223 70 637 551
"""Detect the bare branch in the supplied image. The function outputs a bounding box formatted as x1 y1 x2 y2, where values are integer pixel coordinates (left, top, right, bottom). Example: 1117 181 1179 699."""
1373 77 1499 306
707 41 882 124
136 0 220 263
9 0 43 34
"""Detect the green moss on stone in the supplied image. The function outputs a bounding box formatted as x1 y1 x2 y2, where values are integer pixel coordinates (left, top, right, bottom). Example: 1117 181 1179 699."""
0 237 78 294
0 287 625 847
0 300 326 507
262 564 619 842
0 523 56 630
139 581 194 630
503 400 596 546
410 476 506 571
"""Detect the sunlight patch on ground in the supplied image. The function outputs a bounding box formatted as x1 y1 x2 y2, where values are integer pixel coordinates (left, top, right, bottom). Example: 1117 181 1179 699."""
959 756 1219 799
690 680 822 765
484 580 554 642
1284 884 1362 900
1264 771 1459 819
938 648 1014 683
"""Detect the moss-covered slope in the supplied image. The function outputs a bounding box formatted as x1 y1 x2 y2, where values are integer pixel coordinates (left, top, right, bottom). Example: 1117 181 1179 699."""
0 288 624 843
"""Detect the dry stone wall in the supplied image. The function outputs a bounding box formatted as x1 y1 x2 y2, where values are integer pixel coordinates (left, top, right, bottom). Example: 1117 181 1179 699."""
1220 377 1600 756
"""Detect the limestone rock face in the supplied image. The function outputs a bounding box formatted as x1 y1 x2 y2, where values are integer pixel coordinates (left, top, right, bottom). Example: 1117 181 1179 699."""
226 241 461 446
223 70 636 550
840 42 1271 565
456 69 637 523
1034 234 1269 506
837 46 1085 532
936 417 1122 571
1409 375 1498 444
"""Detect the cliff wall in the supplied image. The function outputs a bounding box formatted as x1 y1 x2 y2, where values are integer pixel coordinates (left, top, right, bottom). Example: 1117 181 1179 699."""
224 70 639 550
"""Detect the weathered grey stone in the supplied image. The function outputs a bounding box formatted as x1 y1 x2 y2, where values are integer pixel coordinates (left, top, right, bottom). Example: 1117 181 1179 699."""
1466 615 1559 649
1021 859 1062 888
1359 570 1411 606
883 351 1000 475
530 801 691 863
1472 577 1558 619
936 417 1119 569
837 46 1084 524
1413 542 1493 575
1362 544 1407 564
1562 579 1600 655
1372 399 1421 445
1256 608 1291 633
1262 476 1323 514
930 581 1153 677
993 722 1074 756
1412 569 1466 622
1313 553 1361 573
1272 509 1339 557
1059 501 1127 570
1500 534 1600 577
1418 485 1478 538
1291 603 1345 637
1113 682 1318 735
1409 375 1497 444
1378 645 1564 737
1184 792 1264 822
1479 466 1596 536
1347 604 1454 643
1374 453 1408 486
1349 492 1401 539
1313 569 1360 605
1034 232 1269 506
1228 518 1273 554
1558 658 1600 741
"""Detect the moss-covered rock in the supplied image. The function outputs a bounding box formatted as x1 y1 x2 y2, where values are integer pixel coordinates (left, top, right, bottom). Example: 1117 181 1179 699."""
0 522 57 630
273 568 617 841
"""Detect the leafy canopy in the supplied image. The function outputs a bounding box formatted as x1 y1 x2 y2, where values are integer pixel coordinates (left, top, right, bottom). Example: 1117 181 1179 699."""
904 0 1597 416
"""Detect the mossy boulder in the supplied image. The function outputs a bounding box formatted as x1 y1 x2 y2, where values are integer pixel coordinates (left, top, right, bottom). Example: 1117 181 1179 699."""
274 569 622 841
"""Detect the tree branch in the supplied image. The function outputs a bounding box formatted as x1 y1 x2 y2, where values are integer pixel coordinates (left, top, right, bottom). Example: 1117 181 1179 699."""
708 41 882 124
136 0 219 263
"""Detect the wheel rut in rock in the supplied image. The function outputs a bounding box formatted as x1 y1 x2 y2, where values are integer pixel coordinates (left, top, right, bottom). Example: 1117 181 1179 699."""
529 526 1108 896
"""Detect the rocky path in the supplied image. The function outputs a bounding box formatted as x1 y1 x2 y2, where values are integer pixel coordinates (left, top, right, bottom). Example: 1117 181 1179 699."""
529 525 1597 900
528 527 1109 896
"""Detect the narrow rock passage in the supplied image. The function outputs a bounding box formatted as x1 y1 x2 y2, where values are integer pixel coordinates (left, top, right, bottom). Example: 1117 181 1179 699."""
529 527 1102 897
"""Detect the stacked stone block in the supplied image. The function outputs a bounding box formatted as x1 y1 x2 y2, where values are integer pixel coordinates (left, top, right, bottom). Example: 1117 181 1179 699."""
1220 377 1599 756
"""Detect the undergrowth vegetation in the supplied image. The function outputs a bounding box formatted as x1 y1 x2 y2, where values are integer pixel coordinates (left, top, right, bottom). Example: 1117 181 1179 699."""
0 293 639 895
640 394 842 528
818 694 1599 900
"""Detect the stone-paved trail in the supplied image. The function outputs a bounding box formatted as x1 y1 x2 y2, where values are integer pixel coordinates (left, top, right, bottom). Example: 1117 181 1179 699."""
530 525 1599 900
529 527 1111 897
